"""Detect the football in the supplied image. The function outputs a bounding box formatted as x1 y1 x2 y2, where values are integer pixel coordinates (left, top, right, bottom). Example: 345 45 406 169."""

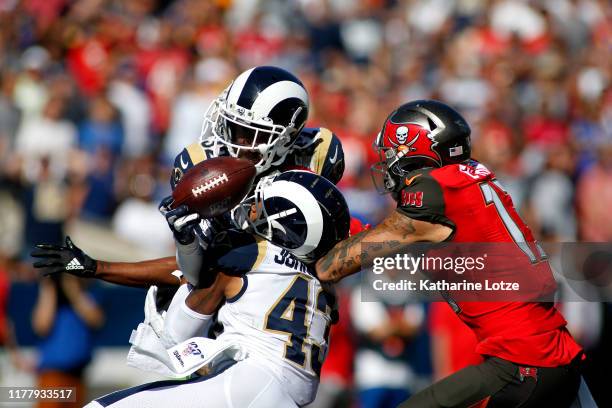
172 157 257 218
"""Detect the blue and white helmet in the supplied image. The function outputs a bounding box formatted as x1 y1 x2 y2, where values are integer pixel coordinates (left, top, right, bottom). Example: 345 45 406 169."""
201 66 309 175
231 170 350 263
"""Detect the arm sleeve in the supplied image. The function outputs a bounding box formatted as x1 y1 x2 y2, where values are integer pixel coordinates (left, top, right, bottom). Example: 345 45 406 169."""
396 173 455 230
176 240 204 285
161 284 214 347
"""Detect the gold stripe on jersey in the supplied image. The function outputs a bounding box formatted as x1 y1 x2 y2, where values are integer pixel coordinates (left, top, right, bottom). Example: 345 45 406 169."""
186 142 207 164
310 128 334 176
252 237 269 270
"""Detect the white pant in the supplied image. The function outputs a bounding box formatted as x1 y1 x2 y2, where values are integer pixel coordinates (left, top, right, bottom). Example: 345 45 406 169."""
86 359 298 408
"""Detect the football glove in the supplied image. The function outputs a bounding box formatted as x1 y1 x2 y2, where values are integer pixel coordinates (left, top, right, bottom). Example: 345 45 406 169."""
159 196 201 245
193 211 236 250
193 218 219 251
144 285 166 337
31 236 97 278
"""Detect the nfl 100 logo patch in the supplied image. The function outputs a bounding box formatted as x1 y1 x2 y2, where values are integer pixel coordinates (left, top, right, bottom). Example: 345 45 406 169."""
181 341 205 360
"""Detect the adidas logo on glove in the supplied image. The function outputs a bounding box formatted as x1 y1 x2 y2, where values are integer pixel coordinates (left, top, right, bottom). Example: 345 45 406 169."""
66 257 84 270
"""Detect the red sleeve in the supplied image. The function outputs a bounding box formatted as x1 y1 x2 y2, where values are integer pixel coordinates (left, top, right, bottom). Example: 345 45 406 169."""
349 217 370 236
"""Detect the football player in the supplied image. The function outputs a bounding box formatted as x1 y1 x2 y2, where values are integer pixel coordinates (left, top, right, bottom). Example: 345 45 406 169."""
32 66 352 407
31 65 345 287
83 171 350 407
314 100 590 408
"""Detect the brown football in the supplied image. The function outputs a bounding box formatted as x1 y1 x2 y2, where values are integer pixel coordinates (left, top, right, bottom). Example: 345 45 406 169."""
172 157 256 218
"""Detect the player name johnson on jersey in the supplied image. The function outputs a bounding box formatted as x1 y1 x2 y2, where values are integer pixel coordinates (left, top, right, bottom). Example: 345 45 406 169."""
208 230 333 406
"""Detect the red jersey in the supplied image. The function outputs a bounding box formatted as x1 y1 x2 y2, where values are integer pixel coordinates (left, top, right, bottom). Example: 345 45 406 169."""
397 160 582 367
429 302 483 376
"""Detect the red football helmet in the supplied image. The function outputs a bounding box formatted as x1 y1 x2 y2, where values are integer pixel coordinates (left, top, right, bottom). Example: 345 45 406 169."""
371 100 471 193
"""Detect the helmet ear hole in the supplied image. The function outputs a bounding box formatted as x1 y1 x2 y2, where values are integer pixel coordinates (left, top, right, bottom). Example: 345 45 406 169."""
235 170 349 263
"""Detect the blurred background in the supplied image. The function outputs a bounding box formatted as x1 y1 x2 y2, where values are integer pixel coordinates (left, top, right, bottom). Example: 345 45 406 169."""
0 0 610 407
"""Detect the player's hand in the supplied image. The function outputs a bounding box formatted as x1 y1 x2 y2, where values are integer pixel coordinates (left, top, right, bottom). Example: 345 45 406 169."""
193 218 219 250
31 236 97 278
159 196 201 245
193 214 241 254
144 285 166 337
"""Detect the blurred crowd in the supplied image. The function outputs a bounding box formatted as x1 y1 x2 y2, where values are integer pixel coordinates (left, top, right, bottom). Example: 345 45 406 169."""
0 0 611 406
0 0 611 261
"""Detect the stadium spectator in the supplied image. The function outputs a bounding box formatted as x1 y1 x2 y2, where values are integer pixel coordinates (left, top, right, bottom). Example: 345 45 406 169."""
577 141 612 241
0 71 20 166
111 155 174 254
15 97 76 183
107 62 152 158
12 46 50 120
78 97 123 220
350 285 424 408
529 144 578 240
32 274 104 408
0 255 33 375
162 62 234 161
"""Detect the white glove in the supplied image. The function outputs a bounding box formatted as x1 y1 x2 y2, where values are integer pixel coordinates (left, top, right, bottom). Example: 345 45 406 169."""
144 286 166 337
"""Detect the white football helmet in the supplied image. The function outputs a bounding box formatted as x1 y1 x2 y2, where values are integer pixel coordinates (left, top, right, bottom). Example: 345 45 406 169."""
201 66 309 175
231 170 350 263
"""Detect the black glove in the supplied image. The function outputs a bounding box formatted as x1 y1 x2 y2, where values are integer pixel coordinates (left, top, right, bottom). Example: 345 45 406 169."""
159 196 201 245
31 236 97 277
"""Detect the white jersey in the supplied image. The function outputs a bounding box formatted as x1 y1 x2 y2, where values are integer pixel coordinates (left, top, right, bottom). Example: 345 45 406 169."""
213 236 333 406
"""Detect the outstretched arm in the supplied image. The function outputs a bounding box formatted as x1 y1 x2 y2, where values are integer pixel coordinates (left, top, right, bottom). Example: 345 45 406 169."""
96 257 179 287
32 237 180 287
315 210 453 283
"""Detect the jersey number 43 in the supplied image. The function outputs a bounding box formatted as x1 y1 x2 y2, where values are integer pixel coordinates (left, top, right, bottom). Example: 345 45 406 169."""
263 275 332 376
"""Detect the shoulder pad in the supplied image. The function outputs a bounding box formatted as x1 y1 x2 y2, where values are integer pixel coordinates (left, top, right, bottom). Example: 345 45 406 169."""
207 230 268 275
429 161 494 189
293 127 321 149
397 168 454 229
402 167 437 187
294 127 345 184
170 142 210 190
398 169 440 202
